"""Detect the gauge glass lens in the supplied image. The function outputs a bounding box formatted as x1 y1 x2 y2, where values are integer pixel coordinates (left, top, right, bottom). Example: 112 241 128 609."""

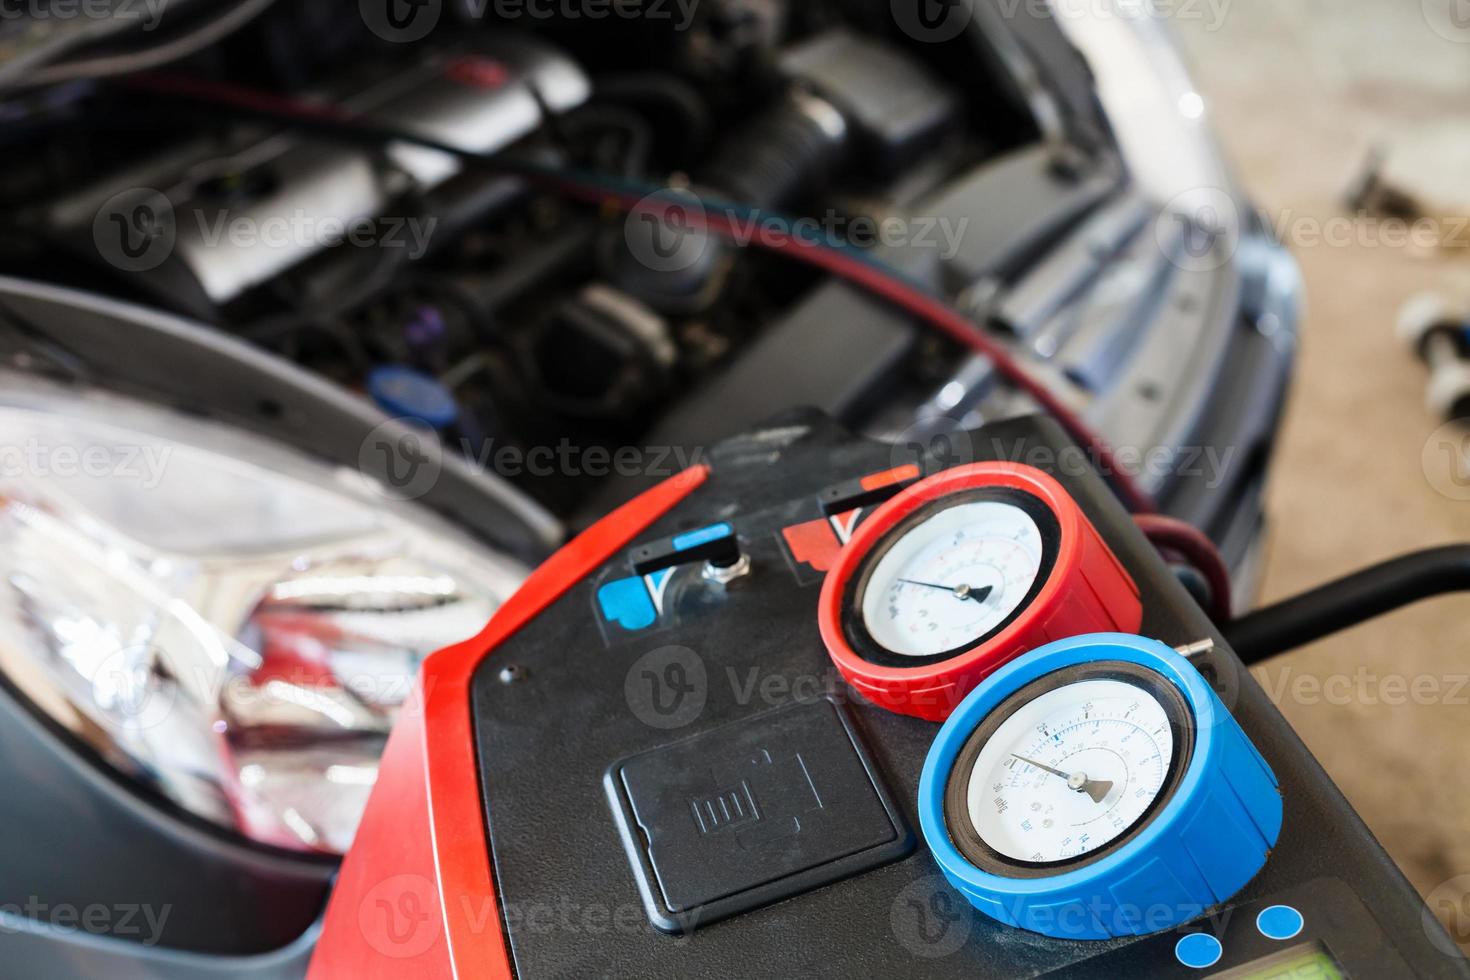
965 679 1174 863
859 501 1044 658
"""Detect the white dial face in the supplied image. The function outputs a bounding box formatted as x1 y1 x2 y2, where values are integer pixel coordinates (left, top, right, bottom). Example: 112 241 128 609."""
964 678 1174 863
859 500 1045 658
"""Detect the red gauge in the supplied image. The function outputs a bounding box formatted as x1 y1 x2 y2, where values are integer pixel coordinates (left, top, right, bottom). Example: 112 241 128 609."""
818 462 1142 721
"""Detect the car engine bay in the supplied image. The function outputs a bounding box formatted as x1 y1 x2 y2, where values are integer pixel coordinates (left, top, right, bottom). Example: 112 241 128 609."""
1 0 1297 576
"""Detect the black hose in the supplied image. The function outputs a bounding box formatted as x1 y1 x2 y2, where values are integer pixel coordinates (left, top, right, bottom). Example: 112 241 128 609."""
700 94 846 211
1224 545 1470 664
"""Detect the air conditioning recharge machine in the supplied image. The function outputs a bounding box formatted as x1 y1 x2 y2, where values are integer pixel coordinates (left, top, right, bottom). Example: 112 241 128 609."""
309 413 1470 979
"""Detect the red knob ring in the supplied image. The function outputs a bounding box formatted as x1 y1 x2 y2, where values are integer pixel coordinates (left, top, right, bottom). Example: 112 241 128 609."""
818 462 1143 721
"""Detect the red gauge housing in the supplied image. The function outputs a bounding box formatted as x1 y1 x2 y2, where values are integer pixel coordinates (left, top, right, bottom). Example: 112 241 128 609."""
818 462 1142 721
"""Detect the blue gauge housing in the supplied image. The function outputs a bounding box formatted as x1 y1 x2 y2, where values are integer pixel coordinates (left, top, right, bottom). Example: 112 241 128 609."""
918 632 1282 941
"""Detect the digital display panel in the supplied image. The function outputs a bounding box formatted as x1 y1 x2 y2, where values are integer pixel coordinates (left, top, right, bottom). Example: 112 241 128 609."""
1211 941 1346 980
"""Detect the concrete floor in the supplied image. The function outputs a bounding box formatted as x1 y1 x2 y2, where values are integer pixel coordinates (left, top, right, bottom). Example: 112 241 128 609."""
1174 0 1470 944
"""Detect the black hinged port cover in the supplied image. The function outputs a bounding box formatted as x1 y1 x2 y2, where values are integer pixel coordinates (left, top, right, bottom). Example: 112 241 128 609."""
604 697 914 933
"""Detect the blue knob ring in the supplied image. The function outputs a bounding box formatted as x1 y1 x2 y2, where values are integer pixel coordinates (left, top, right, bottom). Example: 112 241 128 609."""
917 633 1283 940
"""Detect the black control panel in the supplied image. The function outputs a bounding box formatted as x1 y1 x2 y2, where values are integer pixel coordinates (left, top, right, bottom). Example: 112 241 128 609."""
469 412 1468 978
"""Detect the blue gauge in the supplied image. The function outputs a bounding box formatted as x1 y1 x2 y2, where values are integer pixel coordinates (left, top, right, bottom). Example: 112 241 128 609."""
918 633 1282 940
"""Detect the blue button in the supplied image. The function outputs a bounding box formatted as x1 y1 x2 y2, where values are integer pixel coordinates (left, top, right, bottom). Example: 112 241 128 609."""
597 577 657 631
1256 905 1304 941
1175 933 1223 969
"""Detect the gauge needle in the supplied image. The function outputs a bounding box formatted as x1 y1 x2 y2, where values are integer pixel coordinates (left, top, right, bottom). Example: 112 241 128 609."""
898 580 995 604
1011 754 1114 804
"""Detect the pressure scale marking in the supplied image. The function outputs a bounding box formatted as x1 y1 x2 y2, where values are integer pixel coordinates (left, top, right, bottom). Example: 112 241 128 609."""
968 678 1172 863
860 500 1045 658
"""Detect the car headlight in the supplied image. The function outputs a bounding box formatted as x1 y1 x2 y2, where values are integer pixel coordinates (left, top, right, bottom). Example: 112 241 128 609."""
0 372 527 854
